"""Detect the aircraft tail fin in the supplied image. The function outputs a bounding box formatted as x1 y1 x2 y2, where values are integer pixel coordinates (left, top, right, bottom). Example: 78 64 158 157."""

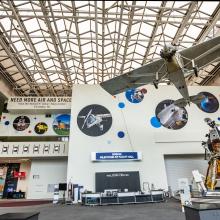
173 94 205 108
189 94 205 104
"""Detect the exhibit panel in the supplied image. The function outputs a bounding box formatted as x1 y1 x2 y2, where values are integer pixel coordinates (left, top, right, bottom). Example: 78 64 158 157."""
0 160 31 199
67 85 220 193
164 155 208 192
0 113 71 136
27 159 67 199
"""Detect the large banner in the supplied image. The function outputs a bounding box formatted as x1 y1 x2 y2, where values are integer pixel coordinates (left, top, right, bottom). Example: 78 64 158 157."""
7 97 71 113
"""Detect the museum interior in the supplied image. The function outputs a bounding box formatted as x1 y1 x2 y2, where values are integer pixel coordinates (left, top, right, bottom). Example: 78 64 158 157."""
0 1 220 220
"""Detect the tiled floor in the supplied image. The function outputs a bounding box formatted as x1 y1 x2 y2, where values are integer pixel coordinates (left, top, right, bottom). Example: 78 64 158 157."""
0 198 185 220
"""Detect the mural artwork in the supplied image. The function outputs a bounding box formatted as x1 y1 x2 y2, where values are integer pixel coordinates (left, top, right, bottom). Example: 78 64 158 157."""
34 122 48 134
125 88 147 103
13 116 30 131
77 104 112 136
155 99 188 130
53 114 70 136
196 92 219 113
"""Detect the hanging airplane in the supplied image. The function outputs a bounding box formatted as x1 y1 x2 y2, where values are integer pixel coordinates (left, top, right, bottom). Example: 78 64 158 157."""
78 109 111 131
100 36 220 107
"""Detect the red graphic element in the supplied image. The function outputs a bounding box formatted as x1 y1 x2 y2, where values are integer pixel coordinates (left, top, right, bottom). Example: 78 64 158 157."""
140 88 147 94
2 116 6 119
28 130 32 133
14 171 26 178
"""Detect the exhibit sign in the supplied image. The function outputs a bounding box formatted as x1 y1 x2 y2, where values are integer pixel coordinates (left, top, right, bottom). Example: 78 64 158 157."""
7 97 71 113
91 152 142 161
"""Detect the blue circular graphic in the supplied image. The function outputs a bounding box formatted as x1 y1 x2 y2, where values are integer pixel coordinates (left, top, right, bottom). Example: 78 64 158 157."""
197 92 219 113
118 102 125 108
218 117 220 121
118 131 125 138
125 88 147 103
150 116 161 128
4 121 10 126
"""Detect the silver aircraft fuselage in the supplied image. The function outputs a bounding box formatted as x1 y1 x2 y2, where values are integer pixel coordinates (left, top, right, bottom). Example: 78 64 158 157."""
165 52 190 103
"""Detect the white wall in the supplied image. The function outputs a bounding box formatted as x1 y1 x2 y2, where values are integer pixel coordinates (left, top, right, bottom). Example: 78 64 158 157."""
67 85 220 192
27 158 67 199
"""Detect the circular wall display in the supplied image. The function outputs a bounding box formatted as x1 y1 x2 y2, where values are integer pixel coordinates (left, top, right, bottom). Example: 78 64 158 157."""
118 102 125 108
77 104 112 137
34 122 48 134
53 114 70 135
125 88 147 103
150 116 161 128
118 131 125 138
4 121 10 126
13 116 30 131
155 99 188 130
196 92 219 113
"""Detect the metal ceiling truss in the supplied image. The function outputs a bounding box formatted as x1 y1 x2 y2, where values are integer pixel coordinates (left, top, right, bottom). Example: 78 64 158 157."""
0 1 219 96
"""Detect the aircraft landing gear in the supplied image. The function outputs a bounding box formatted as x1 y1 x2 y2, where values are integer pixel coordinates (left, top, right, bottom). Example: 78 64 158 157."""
192 59 198 77
193 66 198 77
153 80 159 89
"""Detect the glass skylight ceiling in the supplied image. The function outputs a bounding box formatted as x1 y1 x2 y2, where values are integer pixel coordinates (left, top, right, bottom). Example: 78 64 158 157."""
0 1 220 96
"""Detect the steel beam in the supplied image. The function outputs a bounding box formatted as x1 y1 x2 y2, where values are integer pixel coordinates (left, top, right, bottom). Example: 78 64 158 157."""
119 1 136 75
8 1 57 96
172 2 198 45
142 1 167 65
0 31 41 96
71 1 87 83
113 1 124 76
39 1 72 90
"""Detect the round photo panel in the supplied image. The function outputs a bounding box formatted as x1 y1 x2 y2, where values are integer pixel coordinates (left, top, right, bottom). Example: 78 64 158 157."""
155 99 188 130
34 122 48 135
53 114 70 135
77 104 112 137
196 92 219 113
13 116 30 131
125 88 147 103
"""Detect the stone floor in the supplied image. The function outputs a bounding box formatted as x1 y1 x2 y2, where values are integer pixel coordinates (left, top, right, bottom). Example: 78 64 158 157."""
0 198 185 220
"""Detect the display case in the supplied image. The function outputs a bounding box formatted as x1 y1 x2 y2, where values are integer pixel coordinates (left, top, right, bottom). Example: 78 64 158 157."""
82 190 165 206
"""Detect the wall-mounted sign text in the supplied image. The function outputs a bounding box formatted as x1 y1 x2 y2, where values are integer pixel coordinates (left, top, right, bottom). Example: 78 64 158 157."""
91 152 142 161
7 97 71 113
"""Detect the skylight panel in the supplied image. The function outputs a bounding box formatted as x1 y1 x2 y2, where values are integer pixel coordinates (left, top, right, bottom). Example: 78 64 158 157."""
55 19 65 32
14 41 26 52
147 1 162 8
140 23 154 37
35 42 48 53
75 1 89 8
135 44 145 56
199 1 219 15
42 59 55 69
24 59 34 67
1 17 12 31
50 73 60 82
24 19 40 33
186 25 201 39
174 1 190 8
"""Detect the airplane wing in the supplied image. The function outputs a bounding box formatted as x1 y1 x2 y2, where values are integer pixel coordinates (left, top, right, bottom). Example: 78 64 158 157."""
180 36 220 71
100 59 166 95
